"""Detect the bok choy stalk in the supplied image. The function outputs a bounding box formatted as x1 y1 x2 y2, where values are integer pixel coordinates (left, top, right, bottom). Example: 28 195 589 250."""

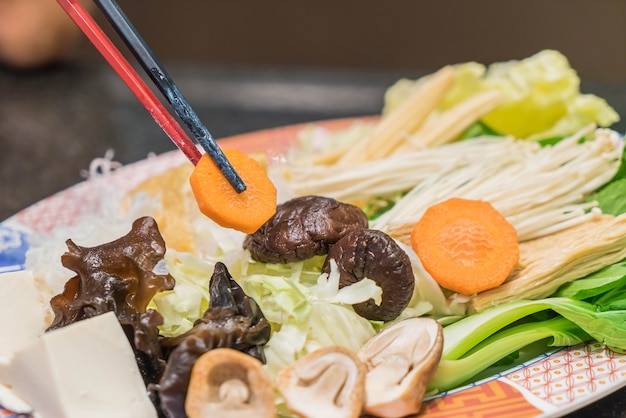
428 263 626 393
430 316 589 391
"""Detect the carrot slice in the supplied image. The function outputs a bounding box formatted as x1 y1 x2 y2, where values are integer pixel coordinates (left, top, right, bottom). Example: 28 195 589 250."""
189 149 277 234
410 197 519 295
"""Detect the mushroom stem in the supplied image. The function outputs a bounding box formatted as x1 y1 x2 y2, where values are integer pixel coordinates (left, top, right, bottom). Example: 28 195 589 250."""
367 354 411 388
357 317 443 418
185 348 276 418
218 379 250 406
276 346 366 418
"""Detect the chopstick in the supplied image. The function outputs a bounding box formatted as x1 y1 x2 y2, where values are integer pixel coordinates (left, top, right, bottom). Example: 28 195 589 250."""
91 0 245 193
56 0 246 193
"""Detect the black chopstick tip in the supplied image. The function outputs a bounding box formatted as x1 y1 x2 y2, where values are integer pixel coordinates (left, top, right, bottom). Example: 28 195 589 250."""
220 165 246 193
233 178 247 194
197 138 246 193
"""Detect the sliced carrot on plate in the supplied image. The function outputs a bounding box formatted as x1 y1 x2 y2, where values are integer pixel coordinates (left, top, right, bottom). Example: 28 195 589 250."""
189 149 277 234
410 197 519 295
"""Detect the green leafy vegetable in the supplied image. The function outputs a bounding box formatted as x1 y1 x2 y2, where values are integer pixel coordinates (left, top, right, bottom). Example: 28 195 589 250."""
587 179 626 216
555 262 626 301
362 192 405 220
430 317 589 391
429 291 626 392
459 121 501 140
607 140 626 184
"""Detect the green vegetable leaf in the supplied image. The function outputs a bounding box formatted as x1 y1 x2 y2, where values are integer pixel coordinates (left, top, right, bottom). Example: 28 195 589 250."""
587 179 626 215
363 193 403 220
430 317 589 391
608 139 626 183
536 136 566 146
431 295 626 392
555 262 626 300
595 287 626 311
459 121 501 140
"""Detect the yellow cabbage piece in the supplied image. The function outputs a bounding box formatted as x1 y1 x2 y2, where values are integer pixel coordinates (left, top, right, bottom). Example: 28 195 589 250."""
384 50 620 140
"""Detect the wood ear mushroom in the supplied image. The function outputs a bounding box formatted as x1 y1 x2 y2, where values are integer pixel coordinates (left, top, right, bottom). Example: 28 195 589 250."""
185 348 276 418
275 346 366 418
357 317 443 418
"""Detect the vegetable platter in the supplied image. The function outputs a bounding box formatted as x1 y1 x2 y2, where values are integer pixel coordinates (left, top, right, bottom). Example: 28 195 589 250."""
1 50 626 418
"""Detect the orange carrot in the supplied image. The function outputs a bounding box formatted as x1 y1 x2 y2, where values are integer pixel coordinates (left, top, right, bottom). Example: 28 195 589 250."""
410 197 519 295
189 149 277 234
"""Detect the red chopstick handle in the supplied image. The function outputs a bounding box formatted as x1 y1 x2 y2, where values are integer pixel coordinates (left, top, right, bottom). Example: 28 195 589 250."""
56 0 202 165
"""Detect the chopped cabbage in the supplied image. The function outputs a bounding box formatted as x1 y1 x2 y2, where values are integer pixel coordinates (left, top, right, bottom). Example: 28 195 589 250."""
153 247 383 378
241 257 383 378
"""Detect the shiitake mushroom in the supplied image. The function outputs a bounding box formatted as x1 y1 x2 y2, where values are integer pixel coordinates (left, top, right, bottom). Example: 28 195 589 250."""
276 346 366 418
357 317 443 417
322 229 415 322
243 195 368 264
185 348 276 418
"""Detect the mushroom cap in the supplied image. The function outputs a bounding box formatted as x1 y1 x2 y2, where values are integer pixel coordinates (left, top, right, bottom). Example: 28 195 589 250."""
357 317 443 418
275 346 366 418
323 228 415 321
243 195 368 264
185 348 276 418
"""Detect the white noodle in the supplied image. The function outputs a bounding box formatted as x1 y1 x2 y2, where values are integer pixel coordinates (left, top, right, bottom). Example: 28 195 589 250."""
277 125 623 243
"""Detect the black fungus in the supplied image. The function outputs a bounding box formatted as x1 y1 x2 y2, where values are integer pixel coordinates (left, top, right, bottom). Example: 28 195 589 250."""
155 262 271 418
243 195 368 263
323 229 415 321
47 216 175 385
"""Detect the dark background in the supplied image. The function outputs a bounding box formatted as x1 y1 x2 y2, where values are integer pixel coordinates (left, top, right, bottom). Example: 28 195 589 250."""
77 0 626 81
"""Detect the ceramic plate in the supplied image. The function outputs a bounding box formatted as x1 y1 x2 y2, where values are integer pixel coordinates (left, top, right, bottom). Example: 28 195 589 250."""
1 118 625 418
